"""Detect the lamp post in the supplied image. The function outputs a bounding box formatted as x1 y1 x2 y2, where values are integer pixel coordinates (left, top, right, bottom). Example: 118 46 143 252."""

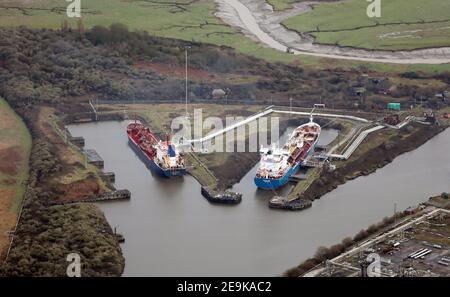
289 97 293 117
185 46 191 119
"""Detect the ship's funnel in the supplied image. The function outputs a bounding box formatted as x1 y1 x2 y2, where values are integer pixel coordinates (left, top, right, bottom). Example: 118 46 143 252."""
168 144 176 157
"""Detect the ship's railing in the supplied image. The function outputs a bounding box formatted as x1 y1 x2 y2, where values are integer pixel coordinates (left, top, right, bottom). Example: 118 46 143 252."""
327 125 385 160
272 109 370 123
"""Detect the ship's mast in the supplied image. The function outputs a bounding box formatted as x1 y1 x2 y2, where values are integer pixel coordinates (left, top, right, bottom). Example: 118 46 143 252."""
185 46 191 119
133 97 137 123
310 107 316 123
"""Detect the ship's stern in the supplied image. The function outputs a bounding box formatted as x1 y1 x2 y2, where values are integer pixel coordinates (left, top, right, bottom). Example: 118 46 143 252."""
254 176 286 190
163 168 187 177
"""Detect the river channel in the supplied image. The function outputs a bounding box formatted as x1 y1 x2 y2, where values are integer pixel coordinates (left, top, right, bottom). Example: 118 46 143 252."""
67 122 449 276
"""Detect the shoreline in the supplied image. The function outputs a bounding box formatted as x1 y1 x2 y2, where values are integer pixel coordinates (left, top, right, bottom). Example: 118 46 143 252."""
286 197 450 277
1 104 125 276
302 124 448 202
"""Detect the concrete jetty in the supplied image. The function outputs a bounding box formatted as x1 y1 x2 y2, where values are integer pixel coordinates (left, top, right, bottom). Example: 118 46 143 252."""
269 196 312 211
201 186 242 204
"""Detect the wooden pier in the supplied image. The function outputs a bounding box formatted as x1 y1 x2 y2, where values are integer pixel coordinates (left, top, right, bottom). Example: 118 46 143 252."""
70 136 85 148
288 173 308 182
93 190 130 202
101 172 116 183
269 196 312 211
64 128 85 148
201 186 242 204
85 149 104 168
50 190 131 205
314 144 327 152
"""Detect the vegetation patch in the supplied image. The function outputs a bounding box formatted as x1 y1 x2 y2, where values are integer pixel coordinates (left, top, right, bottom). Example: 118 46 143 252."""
283 0 450 50
0 26 448 111
284 210 410 277
1 203 124 276
0 124 124 276
0 0 448 73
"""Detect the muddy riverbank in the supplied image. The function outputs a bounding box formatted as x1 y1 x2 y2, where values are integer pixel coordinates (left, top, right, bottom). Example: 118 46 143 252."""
214 0 450 64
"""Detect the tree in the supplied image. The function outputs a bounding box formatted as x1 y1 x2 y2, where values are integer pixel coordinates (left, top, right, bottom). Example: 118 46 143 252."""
87 25 111 45
314 246 330 261
109 23 129 43
401 71 420 79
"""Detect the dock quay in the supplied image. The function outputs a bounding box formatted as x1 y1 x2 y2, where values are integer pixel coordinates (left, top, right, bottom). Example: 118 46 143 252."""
94 189 131 202
302 158 325 168
314 144 327 152
85 149 104 168
269 196 312 211
115 233 125 243
289 173 308 182
101 172 116 183
50 190 131 205
64 128 85 147
70 136 85 148
201 186 242 204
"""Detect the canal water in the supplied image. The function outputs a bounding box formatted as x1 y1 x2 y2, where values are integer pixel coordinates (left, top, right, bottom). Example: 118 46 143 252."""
68 122 450 276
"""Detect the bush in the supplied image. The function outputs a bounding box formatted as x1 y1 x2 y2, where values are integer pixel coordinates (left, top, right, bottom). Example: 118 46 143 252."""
401 71 420 79
341 237 354 247
284 211 409 277
353 229 369 241
2 204 125 276
314 246 330 261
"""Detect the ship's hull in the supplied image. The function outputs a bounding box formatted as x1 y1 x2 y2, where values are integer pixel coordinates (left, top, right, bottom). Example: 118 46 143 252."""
254 162 300 190
128 137 186 177
254 142 316 190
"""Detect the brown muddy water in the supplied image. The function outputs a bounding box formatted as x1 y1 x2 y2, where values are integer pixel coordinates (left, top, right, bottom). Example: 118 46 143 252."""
68 122 450 276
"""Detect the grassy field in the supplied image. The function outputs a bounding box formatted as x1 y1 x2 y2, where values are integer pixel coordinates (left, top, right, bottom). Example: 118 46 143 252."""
0 97 31 257
0 0 304 70
283 0 450 50
0 0 256 57
0 98 31 212
0 0 449 74
267 0 298 11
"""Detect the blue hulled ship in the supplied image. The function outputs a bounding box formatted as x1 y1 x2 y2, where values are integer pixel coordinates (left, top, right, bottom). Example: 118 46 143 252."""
254 117 321 190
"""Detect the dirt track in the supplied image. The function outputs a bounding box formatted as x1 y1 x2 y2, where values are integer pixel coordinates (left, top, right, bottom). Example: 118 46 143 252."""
214 0 450 64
